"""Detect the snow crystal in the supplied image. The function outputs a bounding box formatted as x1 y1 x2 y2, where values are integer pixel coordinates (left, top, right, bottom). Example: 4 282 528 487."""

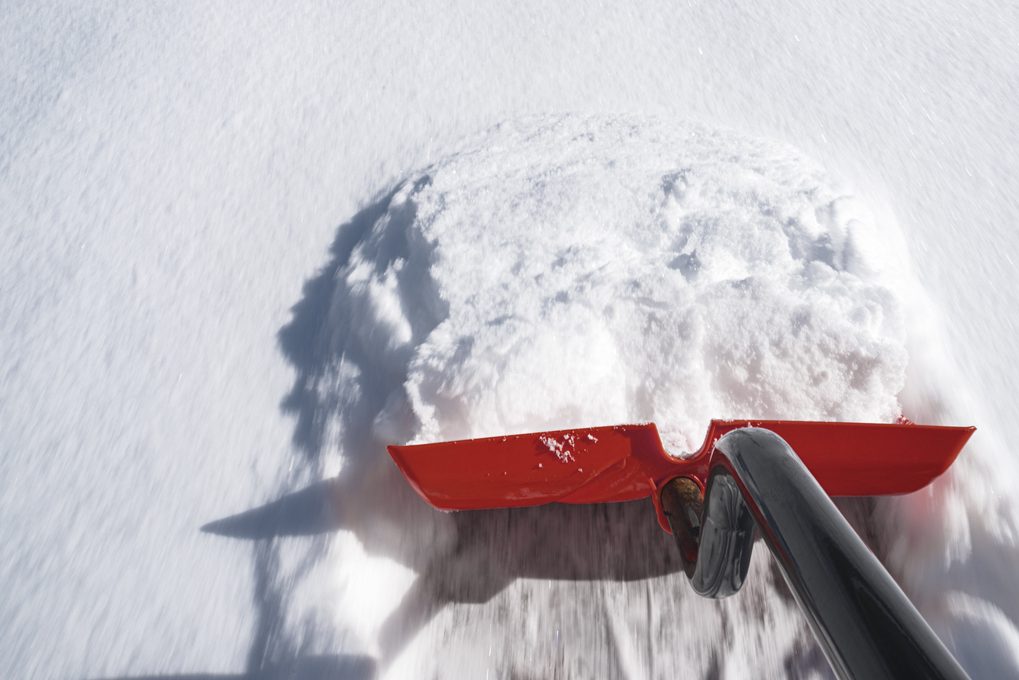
538 434 576 464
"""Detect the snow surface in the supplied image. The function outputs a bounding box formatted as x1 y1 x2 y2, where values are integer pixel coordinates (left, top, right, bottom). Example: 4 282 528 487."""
2 2 1018 679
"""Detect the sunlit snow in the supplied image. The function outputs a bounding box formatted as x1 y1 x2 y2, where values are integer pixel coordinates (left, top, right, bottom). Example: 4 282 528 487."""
2 3 1018 679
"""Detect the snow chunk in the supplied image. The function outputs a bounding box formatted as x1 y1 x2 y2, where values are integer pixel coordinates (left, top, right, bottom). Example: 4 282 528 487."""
538 434 577 463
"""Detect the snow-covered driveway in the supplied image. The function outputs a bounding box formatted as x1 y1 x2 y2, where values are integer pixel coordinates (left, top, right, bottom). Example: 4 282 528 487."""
2 2 1017 677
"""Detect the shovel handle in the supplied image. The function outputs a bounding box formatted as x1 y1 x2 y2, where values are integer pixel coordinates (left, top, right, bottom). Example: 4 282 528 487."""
660 427 968 680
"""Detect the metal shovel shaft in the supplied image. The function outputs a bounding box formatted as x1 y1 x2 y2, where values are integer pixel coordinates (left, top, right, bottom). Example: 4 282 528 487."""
661 428 968 680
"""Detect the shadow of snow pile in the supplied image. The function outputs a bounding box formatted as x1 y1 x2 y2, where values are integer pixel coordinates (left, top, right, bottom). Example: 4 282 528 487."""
219 115 949 678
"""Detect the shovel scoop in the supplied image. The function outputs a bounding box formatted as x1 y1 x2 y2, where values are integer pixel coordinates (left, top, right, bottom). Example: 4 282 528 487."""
387 419 974 532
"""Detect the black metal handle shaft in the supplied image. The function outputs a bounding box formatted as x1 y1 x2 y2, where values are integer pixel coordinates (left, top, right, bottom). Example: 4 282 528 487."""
660 427 968 680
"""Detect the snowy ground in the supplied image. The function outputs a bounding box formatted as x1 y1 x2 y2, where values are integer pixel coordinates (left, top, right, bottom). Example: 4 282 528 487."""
2 2 1018 679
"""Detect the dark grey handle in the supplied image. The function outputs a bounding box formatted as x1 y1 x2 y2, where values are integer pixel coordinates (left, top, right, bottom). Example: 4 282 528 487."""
660 427 968 680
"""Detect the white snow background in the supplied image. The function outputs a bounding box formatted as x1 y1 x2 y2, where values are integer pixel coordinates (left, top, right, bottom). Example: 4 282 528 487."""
2 2 1018 679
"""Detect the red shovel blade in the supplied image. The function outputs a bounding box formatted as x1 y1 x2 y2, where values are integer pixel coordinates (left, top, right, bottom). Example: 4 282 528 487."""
388 420 974 529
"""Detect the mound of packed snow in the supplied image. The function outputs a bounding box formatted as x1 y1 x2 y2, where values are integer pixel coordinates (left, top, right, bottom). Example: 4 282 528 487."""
258 115 919 677
395 118 907 451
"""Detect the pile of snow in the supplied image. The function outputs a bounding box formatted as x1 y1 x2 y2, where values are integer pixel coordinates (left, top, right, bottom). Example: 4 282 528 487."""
267 115 916 677
397 117 908 449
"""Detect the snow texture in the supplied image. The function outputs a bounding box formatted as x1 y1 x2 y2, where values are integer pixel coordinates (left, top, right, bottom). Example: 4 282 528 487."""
3 2 1019 679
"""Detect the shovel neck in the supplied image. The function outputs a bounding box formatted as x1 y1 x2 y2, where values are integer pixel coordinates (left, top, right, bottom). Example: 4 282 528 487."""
659 427 968 680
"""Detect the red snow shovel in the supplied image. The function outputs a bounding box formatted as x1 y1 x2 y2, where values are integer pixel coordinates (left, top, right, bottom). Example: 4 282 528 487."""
387 419 973 532
388 419 975 679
